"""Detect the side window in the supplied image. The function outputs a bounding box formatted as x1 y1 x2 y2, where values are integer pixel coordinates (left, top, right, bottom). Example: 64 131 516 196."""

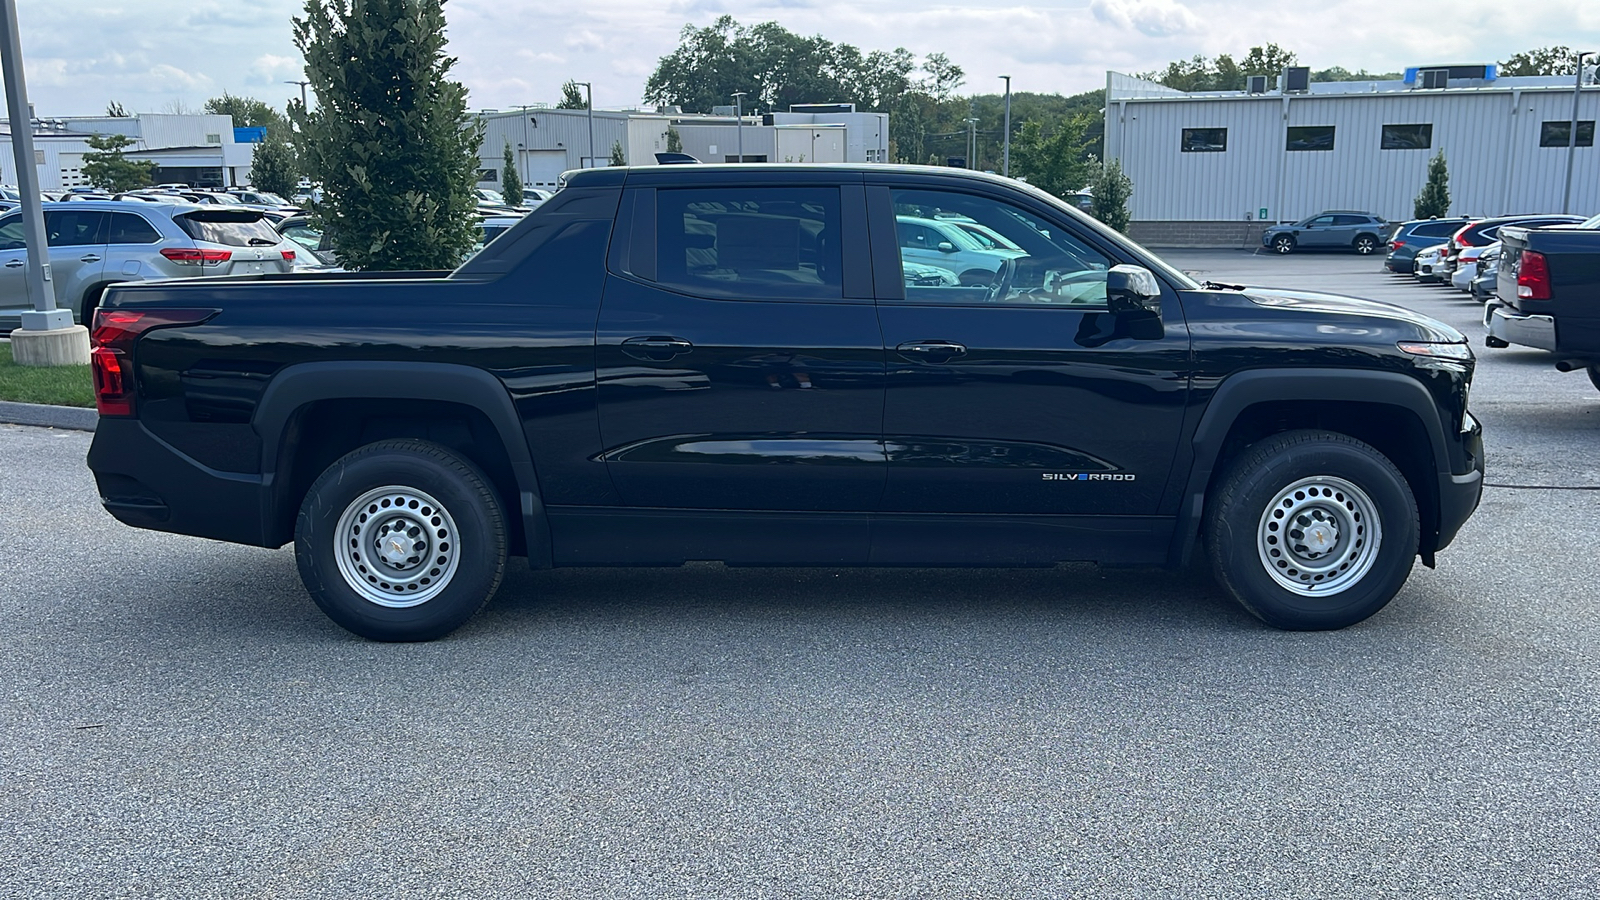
44 210 108 247
655 187 842 301
1332 215 1366 227
1415 222 1456 238
108 213 162 244
887 188 1112 307
1307 216 1336 227
0 216 24 251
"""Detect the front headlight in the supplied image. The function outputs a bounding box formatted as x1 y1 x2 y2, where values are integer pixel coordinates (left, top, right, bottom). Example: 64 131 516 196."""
1397 341 1473 360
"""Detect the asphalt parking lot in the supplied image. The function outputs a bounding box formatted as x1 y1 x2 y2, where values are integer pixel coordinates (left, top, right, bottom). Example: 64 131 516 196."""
4 249 1600 898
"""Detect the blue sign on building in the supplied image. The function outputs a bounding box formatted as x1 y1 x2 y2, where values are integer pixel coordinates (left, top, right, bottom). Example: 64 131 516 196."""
234 127 268 144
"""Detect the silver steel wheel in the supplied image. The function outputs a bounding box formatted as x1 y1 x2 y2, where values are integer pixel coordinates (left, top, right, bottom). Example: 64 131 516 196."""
333 485 462 608
1256 475 1382 597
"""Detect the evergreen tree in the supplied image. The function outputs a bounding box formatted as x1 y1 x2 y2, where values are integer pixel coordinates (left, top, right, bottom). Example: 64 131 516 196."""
288 0 483 271
558 81 587 109
250 134 298 198
81 133 155 191
1414 151 1451 219
609 140 626 167
1089 158 1133 233
665 126 683 153
501 140 524 207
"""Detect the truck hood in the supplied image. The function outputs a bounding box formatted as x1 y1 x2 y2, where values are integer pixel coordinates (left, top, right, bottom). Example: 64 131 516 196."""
1238 286 1467 343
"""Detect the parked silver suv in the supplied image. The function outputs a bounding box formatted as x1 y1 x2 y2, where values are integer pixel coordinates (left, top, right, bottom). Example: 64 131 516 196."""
0 200 303 328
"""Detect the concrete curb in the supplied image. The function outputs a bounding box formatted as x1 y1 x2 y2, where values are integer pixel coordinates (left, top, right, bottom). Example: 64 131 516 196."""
0 400 97 432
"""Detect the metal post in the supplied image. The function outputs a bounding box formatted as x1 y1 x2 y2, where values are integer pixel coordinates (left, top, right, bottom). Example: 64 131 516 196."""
285 80 310 108
732 91 747 163
1562 51 1592 215
1000 75 1012 177
964 117 977 169
518 105 530 185
0 0 66 331
571 81 594 167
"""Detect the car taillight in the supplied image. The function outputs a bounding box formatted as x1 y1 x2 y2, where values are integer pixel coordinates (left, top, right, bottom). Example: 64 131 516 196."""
1516 251 1551 301
90 308 218 417
281 249 296 261
160 247 233 266
1390 240 1406 250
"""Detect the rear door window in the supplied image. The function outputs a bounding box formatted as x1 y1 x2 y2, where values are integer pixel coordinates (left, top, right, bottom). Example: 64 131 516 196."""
654 187 843 301
174 211 281 247
0 216 25 250
1414 222 1460 238
44 210 108 246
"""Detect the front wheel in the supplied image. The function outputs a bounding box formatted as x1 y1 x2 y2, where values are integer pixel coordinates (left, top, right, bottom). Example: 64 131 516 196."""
1207 430 1418 630
1272 235 1296 254
295 439 507 641
1353 235 1378 255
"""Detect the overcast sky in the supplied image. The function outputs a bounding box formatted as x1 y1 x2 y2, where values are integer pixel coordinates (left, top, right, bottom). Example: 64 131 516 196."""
5 0 1598 119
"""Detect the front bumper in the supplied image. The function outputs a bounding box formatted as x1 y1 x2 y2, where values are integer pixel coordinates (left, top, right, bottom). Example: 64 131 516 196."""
1484 302 1557 352
1433 410 1484 554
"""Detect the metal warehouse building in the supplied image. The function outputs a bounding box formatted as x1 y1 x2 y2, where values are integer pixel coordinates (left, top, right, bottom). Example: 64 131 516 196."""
1103 66 1600 247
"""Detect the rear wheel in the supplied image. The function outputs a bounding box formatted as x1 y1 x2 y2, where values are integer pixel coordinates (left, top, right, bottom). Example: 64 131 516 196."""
79 285 108 327
1272 235 1296 254
295 439 507 641
1353 234 1378 255
1207 430 1418 630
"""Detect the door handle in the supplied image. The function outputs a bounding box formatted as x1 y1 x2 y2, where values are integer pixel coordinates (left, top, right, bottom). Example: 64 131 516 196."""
621 336 693 361
4 259 21 268
80 254 101 263
896 340 966 362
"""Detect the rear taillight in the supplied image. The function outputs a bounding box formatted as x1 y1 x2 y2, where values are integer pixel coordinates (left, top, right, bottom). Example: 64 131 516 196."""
160 247 233 266
281 249 296 261
90 308 218 417
1516 251 1551 301
1390 240 1406 250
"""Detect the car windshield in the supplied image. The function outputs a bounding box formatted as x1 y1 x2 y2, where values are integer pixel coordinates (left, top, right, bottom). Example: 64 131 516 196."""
1580 213 1600 229
175 210 281 247
478 189 506 205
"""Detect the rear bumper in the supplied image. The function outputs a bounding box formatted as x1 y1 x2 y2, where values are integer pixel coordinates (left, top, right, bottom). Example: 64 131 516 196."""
1484 302 1557 352
87 417 277 547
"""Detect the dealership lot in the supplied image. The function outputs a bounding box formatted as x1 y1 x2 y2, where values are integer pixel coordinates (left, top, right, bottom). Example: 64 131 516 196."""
4 250 1600 896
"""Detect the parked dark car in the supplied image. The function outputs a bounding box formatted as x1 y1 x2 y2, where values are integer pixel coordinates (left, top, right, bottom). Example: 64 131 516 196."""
1385 218 1475 273
1263 211 1388 255
85 164 1483 641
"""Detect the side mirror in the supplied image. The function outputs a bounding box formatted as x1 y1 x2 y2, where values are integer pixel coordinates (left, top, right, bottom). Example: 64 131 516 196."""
936 241 956 253
1106 264 1162 317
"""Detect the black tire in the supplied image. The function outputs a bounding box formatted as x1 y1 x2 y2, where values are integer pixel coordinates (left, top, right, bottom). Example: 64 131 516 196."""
295 439 507 641
1272 235 1295 254
1588 365 1600 394
1353 234 1379 255
1206 430 1418 630
80 285 108 327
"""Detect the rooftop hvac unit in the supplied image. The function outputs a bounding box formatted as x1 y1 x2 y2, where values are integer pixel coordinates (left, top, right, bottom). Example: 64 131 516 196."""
1421 68 1449 89
1247 75 1269 94
1284 67 1310 92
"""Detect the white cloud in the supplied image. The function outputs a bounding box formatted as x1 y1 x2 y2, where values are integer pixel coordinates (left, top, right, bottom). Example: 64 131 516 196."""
1089 0 1200 37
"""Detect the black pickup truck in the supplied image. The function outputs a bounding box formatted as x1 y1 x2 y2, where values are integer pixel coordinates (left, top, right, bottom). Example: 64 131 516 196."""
86 165 1484 640
1485 215 1600 390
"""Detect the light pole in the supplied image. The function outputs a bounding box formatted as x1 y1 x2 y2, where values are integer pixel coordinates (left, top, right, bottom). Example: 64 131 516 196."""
572 81 594 167
285 79 310 108
999 75 1012 177
1562 51 1595 215
1 0 85 364
964 117 978 169
731 91 747 162
517 105 531 183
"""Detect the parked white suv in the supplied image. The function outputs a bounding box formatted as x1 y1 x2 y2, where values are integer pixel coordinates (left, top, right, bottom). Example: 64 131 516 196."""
0 200 304 329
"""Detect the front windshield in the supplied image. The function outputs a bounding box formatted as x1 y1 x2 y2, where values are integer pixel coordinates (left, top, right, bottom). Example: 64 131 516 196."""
478 189 506 205
1581 213 1600 229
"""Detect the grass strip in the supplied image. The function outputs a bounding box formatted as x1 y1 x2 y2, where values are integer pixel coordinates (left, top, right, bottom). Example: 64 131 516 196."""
0 342 95 408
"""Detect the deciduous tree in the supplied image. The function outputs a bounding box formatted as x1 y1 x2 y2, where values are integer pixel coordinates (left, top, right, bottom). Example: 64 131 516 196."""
1500 46 1581 76
288 0 483 271
558 81 587 109
250 134 298 198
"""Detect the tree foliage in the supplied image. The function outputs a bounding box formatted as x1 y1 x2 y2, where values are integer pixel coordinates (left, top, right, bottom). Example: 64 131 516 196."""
105 101 130 117
1090 159 1133 234
288 0 483 271
609 140 626 167
1499 46 1582 76
501 140 523 207
205 93 290 140
664 126 683 153
1010 114 1096 198
1142 43 1299 92
1414 151 1451 219
558 80 587 109
81 133 155 191
250 134 298 197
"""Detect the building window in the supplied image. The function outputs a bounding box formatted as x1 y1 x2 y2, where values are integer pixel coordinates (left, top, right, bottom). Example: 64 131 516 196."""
1381 124 1433 149
722 155 769 163
1181 128 1227 152
1540 121 1596 148
1286 125 1336 151
205 133 221 144
476 168 498 183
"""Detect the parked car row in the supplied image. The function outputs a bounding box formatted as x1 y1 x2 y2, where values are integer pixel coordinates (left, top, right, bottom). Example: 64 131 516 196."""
1482 213 1600 392
1383 213 1589 302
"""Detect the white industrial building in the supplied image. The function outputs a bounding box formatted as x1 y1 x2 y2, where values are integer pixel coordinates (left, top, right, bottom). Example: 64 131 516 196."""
474 104 889 192
0 114 258 189
1102 65 1600 246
